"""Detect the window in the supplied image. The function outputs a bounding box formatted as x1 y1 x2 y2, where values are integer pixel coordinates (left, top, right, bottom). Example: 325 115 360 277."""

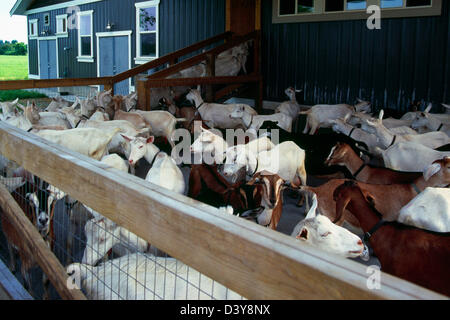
56 14 68 36
273 0 441 23
44 13 50 26
77 10 94 62
29 19 38 38
135 0 159 65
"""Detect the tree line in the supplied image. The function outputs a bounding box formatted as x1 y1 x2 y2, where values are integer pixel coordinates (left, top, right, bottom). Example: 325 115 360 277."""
0 40 27 56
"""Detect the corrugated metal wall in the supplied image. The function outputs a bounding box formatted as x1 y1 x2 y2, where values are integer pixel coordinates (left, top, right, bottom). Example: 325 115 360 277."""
262 1 450 112
27 0 225 80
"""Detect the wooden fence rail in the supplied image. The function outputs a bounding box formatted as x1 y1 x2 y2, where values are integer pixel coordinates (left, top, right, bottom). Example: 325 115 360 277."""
0 122 446 300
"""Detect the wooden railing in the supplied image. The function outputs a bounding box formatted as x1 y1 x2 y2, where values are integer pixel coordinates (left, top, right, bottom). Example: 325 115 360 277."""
0 121 446 300
0 30 262 112
138 30 262 111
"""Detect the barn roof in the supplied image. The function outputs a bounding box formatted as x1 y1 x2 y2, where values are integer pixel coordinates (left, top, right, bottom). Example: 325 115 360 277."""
10 0 102 16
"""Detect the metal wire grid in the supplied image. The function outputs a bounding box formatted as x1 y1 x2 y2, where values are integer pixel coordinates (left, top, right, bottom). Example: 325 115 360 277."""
0 154 244 300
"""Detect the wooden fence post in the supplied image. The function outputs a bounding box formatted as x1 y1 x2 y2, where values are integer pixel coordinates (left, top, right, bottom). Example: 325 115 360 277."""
205 53 216 102
137 77 150 111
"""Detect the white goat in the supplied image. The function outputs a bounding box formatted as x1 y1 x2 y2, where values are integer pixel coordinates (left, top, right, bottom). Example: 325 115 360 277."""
275 87 302 119
398 187 450 233
230 105 293 132
67 253 241 300
36 127 121 160
132 110 185 148
363 116 449 150
301 98 371 134
186 89 257 129
144 152 185 195
44 96 71 112
223 141 307 187
376 142 450 172
82 217 149 266
291 193 367 259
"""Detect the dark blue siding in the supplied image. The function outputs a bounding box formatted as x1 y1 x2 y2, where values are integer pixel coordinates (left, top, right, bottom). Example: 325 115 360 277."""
27 0 225 81
262 1 450 112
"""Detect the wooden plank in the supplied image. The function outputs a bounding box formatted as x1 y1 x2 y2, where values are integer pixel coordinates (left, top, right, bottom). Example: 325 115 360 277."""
0 77 112 90
147 31 258 80
111 31 233 84
0 122 446 300
145 74 261 88
0 258 33 300
0 183 86 300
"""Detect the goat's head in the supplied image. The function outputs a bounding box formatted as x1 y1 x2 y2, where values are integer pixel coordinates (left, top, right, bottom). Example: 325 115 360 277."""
82 218 119 266
97 89 113 107
121 135 155 166
223 145 256 177
124 92 138 112
186 89 202 105
291 193 365 258
247 171 285 228
332 180 377 224
354 98 371 113
423 157 450 186
285 87 301 102
190 127 225 154
24 101 40 123
411 106 432 129
26 191 50 235
80 97 98 117
230 105 246 119
325 142 352 167
112 95 124 112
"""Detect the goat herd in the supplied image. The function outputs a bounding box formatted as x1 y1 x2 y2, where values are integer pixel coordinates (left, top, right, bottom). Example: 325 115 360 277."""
0 76 450 298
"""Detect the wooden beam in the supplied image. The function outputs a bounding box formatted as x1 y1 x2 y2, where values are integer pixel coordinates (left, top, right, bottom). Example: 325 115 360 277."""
0 122 446 300
0 183 86 300
147 32 258 80
0 77 112 90
145 74 261 88
111 31 233 84
137 79 150 111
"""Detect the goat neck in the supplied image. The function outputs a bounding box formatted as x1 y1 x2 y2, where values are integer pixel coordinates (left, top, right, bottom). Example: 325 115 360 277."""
339 146 366 179
144 143 161 165
334 183 391 244
239 110 253 129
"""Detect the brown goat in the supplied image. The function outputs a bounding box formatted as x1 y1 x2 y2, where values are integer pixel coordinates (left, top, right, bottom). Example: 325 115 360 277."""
325 142 422 184
188 164 260 213
333 181 450 297
112 95 150 129
247 172 285 230
301 157 450 228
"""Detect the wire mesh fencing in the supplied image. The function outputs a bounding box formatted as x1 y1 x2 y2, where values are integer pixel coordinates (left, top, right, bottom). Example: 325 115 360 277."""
0 153 244 300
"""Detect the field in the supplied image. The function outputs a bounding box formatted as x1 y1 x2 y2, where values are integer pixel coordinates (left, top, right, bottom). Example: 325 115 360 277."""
0 55 48 103
0 55 28 81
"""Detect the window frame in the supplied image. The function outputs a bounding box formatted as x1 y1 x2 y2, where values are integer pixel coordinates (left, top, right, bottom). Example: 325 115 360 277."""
135 0 160 65
77 10 94 63
272 0 442 24
56 14 68 37
29 19 38 38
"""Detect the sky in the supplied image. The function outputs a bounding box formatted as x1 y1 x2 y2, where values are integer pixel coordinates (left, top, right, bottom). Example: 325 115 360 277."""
0 0 28 43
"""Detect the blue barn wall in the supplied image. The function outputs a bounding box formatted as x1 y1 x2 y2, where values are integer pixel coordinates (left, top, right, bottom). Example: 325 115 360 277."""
26 0 225 81
261 1 450 112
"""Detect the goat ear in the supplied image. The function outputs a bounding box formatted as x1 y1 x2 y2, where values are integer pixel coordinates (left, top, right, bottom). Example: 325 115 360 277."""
120 134 133 142
343 113 351 122
423 163 441 181
365 119 377 127
442 103 450 109
378 110 384 121
424 103 432 113
146 136 155 144
296 227 308 240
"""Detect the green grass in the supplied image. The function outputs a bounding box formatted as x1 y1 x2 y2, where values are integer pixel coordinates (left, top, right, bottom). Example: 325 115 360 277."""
0 55 29 81
0 90 47 102
0 55 48 102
